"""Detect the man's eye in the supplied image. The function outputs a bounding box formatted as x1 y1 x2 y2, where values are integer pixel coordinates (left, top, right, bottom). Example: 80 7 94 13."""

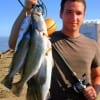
66 11 72 14
77 12 82 15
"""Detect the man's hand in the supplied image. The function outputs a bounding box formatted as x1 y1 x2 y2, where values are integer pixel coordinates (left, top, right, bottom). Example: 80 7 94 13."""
24 0 37 10
83 85 97 100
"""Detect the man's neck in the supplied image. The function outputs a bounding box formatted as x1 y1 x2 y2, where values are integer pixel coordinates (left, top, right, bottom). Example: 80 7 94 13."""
61 30 80 38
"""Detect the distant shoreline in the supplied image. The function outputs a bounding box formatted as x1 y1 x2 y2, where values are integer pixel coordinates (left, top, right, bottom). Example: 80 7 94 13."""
0 37 9 52
0 36 9 38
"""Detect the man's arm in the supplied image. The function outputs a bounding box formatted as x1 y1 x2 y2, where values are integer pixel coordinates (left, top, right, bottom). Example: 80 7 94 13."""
91 67 100 94
8 8 26 50
82 67 100 100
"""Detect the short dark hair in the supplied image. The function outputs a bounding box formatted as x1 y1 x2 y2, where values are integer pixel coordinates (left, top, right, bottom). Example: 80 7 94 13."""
60 0 86 12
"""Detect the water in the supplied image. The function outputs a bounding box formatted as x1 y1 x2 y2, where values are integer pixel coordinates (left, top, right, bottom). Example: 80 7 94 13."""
0 36 9 53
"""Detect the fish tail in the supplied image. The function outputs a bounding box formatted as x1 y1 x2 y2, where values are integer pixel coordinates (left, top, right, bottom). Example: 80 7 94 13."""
26 77 42 100
11 82 24 97
1 75 13 89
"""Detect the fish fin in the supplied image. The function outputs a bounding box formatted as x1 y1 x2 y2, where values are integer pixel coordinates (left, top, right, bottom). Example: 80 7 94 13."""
37 57 47 85
11 82 24 97
1 75 13 89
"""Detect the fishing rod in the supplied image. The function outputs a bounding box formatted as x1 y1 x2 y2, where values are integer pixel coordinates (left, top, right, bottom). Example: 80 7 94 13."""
52 44 90 93
18 0 47 17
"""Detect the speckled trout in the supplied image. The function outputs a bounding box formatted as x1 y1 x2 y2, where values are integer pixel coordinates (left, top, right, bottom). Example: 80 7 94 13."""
11 11 53 100
26 39 53 100
1 31 31 89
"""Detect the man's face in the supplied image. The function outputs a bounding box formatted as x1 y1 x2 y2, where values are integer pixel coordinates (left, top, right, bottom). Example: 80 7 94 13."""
60 1 85 33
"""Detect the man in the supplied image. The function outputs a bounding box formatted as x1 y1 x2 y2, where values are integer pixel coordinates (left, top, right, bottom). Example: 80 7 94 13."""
49 0 100 100
8 0 100 100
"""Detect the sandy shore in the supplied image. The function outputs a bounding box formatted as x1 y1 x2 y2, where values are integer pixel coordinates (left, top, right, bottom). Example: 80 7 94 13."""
0 49 27 100
0 49 100 100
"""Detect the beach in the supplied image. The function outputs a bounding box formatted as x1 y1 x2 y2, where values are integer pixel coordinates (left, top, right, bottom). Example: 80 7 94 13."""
0 49 27 100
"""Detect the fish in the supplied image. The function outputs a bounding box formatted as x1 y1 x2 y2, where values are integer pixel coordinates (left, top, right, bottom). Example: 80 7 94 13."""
1 13 32 89
17 15 31 44
26 47 53 100
1 31 30 89
38 47 53 100
10 10 53 100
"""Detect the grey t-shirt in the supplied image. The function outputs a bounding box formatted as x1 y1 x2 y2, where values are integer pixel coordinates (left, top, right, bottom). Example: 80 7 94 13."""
49 31 100 100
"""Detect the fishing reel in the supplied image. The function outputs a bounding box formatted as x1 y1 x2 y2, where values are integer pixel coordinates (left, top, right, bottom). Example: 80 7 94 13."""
73 74 90 93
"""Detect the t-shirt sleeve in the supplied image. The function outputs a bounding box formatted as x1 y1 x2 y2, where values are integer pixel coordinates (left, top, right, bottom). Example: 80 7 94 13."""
92 44 100 68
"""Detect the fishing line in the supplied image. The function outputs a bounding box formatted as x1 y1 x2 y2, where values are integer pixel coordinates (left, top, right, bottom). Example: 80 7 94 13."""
18 0 24 7
18 0 47 17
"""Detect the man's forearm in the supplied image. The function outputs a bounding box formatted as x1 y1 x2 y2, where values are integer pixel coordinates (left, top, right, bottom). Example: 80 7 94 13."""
92 77 100 95
8 8 28 49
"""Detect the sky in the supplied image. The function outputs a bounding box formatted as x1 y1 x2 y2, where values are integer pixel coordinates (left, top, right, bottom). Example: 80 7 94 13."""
0 0 100 37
